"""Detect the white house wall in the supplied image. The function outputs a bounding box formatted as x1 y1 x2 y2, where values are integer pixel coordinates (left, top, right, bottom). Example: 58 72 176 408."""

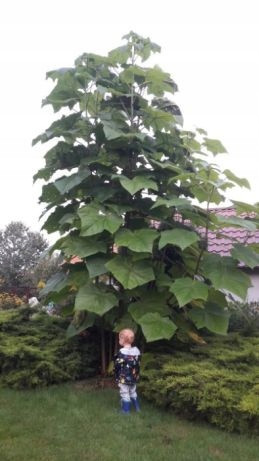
247 273 259 303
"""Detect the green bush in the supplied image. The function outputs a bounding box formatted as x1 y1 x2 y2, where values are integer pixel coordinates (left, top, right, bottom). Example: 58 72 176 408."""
139 335 259 434
228 302 259 335
0 307 100 389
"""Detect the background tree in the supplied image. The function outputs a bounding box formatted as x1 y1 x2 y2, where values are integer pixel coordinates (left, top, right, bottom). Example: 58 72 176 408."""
33 32 259 373
23 253 62 289
0 221 48 293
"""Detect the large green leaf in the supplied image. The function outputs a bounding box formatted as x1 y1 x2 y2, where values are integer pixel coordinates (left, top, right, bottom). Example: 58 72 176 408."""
189 303 230 335
108 44 131 64
42 72 80 112
203 138 227 155
59 213 76 227
159 229 200 250
54 168 90 195
42 205 75 233
60 235 106 258
115 229 158 253
143 106 175 130
149 159 183 174
170 277 209 307
191 184 224 205
102 120 145 141
232 200 259 214
66 313 96 338
224 170 250 189
39 272 67 297
78 203 123 236
40 184 62 204
85 255 109 278
119 176 158 195
151 196 191 209
231 244 259 269
119 65 146 84
138 313 177 342
145 66 177 96
201 253 251 299
32 114 84 145
216 215 256 231
103 124 125 140
106 256 155 289
67 270 89 288
74 283 117 315
129 292 171 322
207 288 228 308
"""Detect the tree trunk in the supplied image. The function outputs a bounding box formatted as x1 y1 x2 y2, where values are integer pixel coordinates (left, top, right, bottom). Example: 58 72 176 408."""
100 327 106 376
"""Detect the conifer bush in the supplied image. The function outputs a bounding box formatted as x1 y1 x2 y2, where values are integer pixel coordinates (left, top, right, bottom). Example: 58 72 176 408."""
0 308 100 388
139 334 259 434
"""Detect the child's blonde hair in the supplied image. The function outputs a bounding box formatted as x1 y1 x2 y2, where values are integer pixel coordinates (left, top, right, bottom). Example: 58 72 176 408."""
119 328 135 345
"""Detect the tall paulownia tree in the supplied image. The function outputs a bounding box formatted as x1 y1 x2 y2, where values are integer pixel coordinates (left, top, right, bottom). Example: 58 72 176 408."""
34 32 259 370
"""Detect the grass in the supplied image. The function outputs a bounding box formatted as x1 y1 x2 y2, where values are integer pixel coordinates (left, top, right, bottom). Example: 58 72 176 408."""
0 384 258 461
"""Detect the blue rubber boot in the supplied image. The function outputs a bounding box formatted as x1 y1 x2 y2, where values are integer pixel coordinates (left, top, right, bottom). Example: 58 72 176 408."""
131 397 141 412
121 400 131 414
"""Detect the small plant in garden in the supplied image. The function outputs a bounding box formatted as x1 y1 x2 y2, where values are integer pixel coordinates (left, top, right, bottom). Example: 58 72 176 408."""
33 32 259 372
0 292 24 310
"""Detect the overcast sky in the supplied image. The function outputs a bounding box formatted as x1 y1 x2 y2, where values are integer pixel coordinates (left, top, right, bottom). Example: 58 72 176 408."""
0 0 258 242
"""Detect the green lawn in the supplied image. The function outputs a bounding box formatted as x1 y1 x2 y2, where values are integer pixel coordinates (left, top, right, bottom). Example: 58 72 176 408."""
0 384 258 461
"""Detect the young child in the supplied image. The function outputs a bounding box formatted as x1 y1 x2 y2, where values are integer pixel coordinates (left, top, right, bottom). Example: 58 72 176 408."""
114 328 141 414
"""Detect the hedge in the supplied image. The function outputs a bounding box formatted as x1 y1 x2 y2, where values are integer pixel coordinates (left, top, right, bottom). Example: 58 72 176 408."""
0 307 100 389
139 334 259 434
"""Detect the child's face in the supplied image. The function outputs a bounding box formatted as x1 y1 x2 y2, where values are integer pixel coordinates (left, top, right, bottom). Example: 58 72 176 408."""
119 329 134 347
119 334 127 347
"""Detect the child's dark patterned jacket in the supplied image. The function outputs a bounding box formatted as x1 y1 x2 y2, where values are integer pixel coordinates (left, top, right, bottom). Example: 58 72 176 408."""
114 347 141 385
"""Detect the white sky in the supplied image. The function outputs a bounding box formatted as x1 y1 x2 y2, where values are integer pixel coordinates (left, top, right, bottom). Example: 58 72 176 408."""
0 0 259 242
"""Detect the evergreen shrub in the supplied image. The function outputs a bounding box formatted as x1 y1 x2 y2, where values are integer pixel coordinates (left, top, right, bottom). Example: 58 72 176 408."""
140 335 259 434
0 307 100 388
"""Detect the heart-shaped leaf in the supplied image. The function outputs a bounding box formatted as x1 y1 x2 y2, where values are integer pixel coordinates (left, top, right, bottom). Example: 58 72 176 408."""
106 256 154 289
60 235 106 258
201 254 251 300
231 244 259 269
78 203 123 236
75 283 117 315
129 291 171 321
115 229 158 253
138 313 177 342
170 277 209 307
203 138 227 155
189 303 230 335
120 176 158 195
85 255 109 278
216 215 256 231
151 197 191 209
159 229 199 250
40 272 67 297
54 168 90 194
